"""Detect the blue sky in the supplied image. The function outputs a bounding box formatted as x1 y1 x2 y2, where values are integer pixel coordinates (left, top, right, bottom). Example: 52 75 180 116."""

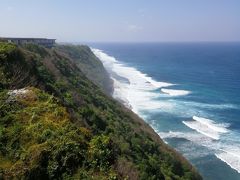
1 0 240 42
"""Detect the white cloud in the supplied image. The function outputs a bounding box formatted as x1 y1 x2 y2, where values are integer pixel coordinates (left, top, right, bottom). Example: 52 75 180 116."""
7 6 14 11
138 8 146 17
127 24 142 32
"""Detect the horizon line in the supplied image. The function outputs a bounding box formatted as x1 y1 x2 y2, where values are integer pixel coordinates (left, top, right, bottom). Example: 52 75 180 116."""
58 40 240 44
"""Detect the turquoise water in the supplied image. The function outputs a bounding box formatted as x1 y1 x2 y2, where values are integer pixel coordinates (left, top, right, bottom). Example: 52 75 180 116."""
90 42 240 180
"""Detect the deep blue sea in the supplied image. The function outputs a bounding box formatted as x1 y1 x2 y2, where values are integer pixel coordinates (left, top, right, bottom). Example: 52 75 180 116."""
89 42 240 180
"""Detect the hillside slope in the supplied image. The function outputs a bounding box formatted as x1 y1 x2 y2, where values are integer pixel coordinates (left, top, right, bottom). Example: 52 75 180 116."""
0 42 202 179
54 45 113 95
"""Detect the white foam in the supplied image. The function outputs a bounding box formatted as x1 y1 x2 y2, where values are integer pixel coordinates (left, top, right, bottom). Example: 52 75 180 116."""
92 48 237 117
92 48 173 88
183 116 229 140
92 48 240 174
138 73 174 88
173 100 238 110
161 88 191 96
91 49 117 64
92 48 175 114
181 117 240 173
160 130 240 173
193 116 229 133
158 131 215 150
215 149 240 173
160 131 215 159
182 120 220 140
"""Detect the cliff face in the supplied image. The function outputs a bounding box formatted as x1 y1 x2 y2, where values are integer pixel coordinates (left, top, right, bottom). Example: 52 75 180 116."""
54 45 113 95
0 42 202 179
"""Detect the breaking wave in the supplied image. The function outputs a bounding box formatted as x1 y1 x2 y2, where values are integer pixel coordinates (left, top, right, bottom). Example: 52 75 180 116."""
192 116 229 133
183 116 229 140
160 130 240 173
92 48 174 114
161 88 191 96
92 48 239 174
215 149 240 173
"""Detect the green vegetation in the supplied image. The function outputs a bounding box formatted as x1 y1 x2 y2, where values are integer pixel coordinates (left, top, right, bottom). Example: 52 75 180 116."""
0 42 202 179
0 88 116 179
0 42 16 55
54 45 113 95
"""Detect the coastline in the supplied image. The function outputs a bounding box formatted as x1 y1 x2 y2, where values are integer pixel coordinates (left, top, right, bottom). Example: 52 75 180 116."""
0 42 202 179
91 45 240 179
92 47 202 177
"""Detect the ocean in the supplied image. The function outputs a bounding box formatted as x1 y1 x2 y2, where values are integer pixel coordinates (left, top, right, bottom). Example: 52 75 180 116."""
90 42 240 180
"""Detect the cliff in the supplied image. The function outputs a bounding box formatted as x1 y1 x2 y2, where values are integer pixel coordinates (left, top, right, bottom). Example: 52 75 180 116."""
0 42 202 179
54 45 113 95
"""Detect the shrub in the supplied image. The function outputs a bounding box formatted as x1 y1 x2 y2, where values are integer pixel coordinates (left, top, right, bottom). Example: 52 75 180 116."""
88 135 115 171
